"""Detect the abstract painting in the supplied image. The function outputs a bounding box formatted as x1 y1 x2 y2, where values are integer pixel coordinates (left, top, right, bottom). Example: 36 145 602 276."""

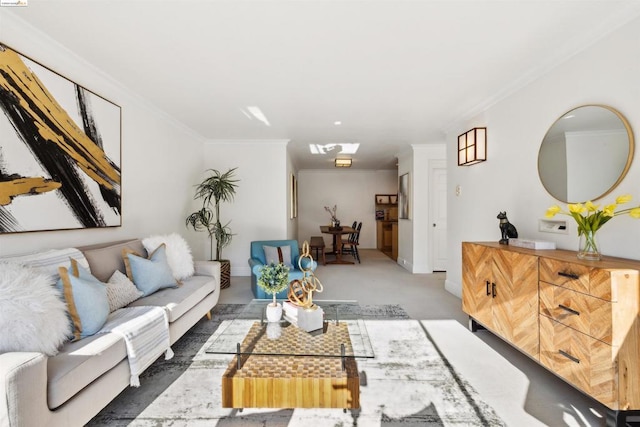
0 43 121 233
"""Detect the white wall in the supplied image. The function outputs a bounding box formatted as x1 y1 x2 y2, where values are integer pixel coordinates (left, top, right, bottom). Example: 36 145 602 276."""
297 169 397 250
396 144 447 274
446 16 640 297
0 11 206 258
202 140 289 276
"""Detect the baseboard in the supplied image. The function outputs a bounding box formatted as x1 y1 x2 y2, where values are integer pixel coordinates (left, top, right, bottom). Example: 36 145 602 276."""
232 266 251 277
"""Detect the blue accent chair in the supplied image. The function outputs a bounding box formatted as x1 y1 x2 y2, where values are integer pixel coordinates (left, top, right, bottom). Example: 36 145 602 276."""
248 240 318 299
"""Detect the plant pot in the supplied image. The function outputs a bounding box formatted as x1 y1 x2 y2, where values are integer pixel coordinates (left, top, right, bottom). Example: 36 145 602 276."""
219 259 231 289
265 302 282 322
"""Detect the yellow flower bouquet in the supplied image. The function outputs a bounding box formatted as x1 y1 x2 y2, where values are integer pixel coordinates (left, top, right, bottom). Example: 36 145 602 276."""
546 194 640 260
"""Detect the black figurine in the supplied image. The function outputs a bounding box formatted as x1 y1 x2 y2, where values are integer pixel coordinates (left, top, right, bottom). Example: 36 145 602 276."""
497 211 518 244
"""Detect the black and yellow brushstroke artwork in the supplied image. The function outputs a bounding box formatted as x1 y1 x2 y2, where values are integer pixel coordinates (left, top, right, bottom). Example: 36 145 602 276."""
0 43 121 233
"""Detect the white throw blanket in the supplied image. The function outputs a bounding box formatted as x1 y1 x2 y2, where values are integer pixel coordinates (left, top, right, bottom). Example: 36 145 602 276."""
98 306 174 387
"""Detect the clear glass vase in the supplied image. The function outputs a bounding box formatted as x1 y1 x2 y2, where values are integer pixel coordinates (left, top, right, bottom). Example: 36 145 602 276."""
577 230 601 261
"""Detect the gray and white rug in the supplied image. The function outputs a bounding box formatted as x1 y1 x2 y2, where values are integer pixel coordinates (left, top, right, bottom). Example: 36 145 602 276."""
88 304 505 426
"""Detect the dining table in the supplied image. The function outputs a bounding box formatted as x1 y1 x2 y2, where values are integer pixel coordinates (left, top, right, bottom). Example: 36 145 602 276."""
319 225 357 265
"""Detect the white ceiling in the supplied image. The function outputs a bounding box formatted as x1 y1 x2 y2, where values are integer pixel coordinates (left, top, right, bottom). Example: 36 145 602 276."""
9 1 640 170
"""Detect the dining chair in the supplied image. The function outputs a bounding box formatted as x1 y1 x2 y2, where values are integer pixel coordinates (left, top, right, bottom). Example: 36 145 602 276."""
341 221 358 245
341 222 362 263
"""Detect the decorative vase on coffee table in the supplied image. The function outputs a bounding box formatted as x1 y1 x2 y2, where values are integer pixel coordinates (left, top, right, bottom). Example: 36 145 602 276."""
266 302 282 322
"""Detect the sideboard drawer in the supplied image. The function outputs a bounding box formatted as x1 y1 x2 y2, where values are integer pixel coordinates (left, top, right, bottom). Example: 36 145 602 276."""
539 258 590 294
539 258 615 300
539 316 617 407
539 281 613 344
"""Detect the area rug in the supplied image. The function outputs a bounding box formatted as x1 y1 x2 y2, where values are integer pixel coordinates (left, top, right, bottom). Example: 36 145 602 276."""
88 304 505 426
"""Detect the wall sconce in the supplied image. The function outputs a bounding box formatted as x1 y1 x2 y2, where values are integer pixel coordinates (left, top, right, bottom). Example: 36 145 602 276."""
458 127 487 166
335 158 352 168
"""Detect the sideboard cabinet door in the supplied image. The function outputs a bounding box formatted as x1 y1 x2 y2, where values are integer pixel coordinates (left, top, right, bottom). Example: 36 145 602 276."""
462 242 539 359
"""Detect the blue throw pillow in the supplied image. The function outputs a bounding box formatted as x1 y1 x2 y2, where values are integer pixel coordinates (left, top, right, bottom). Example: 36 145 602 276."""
70 258 101 282
122 244 178 296
56 266 110 341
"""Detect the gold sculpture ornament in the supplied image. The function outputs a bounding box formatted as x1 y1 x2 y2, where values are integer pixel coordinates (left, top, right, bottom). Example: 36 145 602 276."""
287 241 323 309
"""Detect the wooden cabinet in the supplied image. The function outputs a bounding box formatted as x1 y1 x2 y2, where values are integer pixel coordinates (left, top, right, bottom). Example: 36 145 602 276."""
375 194 398 261
462 241 640 423
376 220 398 260
462 243 538 359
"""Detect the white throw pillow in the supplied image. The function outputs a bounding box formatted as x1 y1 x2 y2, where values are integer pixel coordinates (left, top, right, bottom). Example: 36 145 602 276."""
1 248 90 281
142 233 195 280
0 262 71 356
106 270 143 312
262 245 294 268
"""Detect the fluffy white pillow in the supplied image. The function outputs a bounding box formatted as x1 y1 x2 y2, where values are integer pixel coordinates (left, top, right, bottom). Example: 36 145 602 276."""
142 233 195 280
0 262 71 356
106 270 143 312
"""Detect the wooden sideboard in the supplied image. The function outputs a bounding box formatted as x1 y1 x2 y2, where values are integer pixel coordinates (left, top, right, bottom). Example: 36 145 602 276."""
462 242 640 426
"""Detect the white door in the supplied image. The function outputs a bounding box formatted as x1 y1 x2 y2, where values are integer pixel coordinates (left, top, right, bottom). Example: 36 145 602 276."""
430 162 447 271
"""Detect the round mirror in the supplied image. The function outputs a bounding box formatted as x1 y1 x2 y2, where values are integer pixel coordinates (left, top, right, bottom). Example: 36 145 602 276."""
538 105 634 203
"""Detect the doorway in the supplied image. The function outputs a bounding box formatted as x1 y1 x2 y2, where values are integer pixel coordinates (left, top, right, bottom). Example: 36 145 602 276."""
429 160 447 272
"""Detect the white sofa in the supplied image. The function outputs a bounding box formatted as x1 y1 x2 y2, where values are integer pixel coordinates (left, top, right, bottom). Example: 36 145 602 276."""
0 238 220 427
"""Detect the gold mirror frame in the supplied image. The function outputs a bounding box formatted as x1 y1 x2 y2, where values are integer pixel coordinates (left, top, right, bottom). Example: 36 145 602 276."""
537 104 634 203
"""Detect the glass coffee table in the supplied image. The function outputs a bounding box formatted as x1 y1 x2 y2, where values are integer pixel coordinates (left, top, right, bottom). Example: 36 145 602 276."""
206 299 375 410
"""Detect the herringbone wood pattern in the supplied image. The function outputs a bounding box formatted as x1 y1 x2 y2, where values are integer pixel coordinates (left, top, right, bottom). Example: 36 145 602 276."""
462 243 539 359
463 241 640 412
539 315 617 407
539 281 613 345
539 257 590 295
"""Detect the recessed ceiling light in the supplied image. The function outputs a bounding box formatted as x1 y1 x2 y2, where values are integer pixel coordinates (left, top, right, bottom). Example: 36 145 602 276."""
335 158 352 168
334 121 342 126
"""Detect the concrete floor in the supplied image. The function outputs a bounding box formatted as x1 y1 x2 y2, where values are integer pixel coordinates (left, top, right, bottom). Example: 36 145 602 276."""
223 249 618 427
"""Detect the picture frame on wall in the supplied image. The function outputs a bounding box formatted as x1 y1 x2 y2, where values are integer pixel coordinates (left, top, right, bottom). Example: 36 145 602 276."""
290 173 298 219
0 43 122 233
399 173 409 219
390 195 398 204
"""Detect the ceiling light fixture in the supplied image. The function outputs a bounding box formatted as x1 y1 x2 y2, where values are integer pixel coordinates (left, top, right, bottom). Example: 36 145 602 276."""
334 121 342 126
335 158 352 168
458 127 487 166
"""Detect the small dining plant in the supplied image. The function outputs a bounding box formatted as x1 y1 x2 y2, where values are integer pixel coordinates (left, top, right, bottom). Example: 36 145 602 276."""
257 262 290 322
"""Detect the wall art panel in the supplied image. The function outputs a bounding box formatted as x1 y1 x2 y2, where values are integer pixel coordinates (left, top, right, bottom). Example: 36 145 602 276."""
0 43 121 233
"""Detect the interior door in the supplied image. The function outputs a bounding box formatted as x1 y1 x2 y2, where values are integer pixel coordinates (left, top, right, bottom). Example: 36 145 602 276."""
430 162 447 271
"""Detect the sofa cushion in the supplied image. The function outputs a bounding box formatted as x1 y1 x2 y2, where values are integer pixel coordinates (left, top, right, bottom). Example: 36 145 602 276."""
123 244 179 296
106 270 143 312
57 266 110 341
1 247 89 281
142 233 195 280
262 245 294 268
47 332 126 409
127 275 215 322
79 239 147 283
0 262 71 356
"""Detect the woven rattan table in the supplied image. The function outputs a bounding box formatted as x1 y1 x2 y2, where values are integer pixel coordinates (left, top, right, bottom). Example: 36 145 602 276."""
206 300 374 410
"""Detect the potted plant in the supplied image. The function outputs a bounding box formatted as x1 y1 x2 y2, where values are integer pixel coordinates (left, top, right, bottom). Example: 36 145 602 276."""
185 167 239 289
257 262 290 322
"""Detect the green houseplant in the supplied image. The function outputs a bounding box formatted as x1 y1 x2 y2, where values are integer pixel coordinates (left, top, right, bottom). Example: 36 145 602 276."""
257 262 290 322
186 167 239 288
